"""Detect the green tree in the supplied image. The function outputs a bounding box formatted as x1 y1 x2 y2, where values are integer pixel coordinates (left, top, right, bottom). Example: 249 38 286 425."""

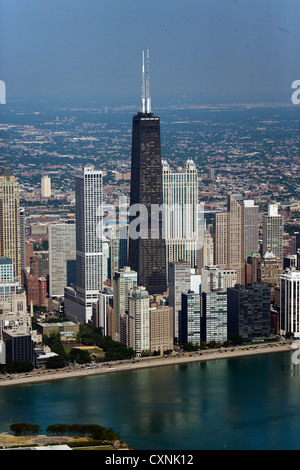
68 348 92 364
228 333 243 346
45 355 66 369
10 423 41 436
43 332 67 361
4 361 34 373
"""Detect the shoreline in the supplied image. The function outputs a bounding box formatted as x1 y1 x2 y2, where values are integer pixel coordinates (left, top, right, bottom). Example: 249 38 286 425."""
0 342 294 388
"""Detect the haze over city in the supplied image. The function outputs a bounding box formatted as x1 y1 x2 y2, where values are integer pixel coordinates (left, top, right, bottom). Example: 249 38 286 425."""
1 0 300 104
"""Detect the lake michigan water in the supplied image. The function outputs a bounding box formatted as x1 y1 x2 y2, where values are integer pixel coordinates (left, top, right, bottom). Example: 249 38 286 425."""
0 350 300 450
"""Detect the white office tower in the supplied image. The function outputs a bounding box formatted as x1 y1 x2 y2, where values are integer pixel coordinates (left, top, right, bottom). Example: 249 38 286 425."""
112 266 137 342
198 229 214 272
102 238 110 285
97 287 113 336
243 200 259 259
128 286 150 356
49 223 76 297
280 269 300 338
263 204 283 264
168 261 191 340
162 159 198 269
20 207 26 271
190 268 201 294
41 175 51 198
0 338 5 364
64 166 103 323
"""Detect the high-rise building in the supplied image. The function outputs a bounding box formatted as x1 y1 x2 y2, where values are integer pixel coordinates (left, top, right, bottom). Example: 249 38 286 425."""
162 159 198 269
128 286 150 356
149 305 173 354
109 224 128 282
41 175 51 198
291 233 300 254
180 290 201 345
280 269 300 338
257 250 281 288
112 266 137 342
243 200 259 259
64 165 103 324
208 168 216 180
20 207 26 272
128 50 167 295
168 261 191 340
0 258 24 309
76 165 103 321
92 287 113 336
262 204 283 265
0 168 21 280
214 194 245 285
227 283 271 342
197 229 214 272
201 291 227 344
49 223 76 298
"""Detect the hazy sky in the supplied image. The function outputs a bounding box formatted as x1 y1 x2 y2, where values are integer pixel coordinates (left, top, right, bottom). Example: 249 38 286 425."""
1 0 300 105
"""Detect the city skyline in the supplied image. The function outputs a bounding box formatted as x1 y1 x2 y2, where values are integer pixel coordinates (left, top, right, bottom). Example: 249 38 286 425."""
0 3 299 453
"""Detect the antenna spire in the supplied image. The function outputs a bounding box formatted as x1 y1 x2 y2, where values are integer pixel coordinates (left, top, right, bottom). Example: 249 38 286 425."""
141 50 146 113
146 48 151 113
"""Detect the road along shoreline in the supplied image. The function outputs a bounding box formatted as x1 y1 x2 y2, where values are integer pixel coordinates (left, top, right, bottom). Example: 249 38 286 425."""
0 343 293 388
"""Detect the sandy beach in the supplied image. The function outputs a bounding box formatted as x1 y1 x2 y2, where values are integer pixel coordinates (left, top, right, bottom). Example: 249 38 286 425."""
0 341 293 388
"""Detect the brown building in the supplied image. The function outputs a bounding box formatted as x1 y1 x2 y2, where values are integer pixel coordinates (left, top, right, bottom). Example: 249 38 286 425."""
25 240 34 268
214 194 245 285
23 272 47 307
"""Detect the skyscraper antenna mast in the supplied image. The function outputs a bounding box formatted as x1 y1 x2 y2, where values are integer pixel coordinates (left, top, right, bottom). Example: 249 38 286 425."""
141 50 146 113
146 48 151 113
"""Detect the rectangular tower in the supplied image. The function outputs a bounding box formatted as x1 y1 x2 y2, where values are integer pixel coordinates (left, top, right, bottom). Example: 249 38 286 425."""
0 168 21 280
128 50 167 295
262 203 283 265
214 194 245 285
75 165 103 322
49 223 76 297
162 159 198 269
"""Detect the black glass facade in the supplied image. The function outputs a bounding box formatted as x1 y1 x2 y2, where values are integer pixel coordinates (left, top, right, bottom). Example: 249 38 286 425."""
129 112 167 294
227 283 271 342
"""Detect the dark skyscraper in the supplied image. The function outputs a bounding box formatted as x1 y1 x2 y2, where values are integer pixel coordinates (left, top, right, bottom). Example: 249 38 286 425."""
128 50 167 295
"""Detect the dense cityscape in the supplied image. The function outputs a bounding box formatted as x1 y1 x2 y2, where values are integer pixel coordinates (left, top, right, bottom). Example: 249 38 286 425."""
0 0 300 453
1 93 300 368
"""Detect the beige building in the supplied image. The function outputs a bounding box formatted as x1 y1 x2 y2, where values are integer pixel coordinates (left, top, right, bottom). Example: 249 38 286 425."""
197 229 214 272
257 251 281 287
49 223 76 297
214 194 245 285
149 305 173 354
0 168 21 280
41 175 51 198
